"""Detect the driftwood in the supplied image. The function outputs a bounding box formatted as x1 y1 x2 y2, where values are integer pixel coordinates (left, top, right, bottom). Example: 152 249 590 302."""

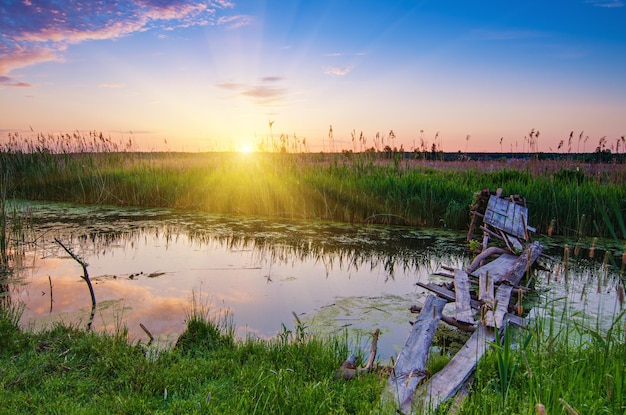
466 246 508 274
140 323 154 346
379 190 543 413
55 238 96 331
453 269 474 324
500 241 542 285
411 242 541 413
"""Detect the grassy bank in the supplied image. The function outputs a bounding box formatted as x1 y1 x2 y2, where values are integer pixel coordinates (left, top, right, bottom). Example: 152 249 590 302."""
1 148 625 238
0 302 388 414
1 288 624 414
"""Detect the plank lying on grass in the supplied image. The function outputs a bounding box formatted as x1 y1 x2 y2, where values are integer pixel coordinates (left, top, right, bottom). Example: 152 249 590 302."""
413 324 495 413
386 294 447 412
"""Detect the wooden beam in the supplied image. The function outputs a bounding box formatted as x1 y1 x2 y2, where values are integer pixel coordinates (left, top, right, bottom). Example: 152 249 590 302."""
416 282 481 310
413 325 495 413
478 271 494 305
500 241 542 285
466 246 509 274
386 295 447 412
454 269 474 324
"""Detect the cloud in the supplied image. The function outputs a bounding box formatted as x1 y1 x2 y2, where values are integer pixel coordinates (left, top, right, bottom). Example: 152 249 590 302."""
260 76 284 83
241 85 287 103
585 0 624 7
216 77 288 105
0 74 34 89
0 0 238 77
323 65 353 76
217 14 253 29
215 81 246 90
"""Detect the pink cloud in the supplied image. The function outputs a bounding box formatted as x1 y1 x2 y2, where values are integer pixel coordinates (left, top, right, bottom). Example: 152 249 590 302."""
0 0 238 77
323 65 353 76
216 77 289 105
0 44 61 77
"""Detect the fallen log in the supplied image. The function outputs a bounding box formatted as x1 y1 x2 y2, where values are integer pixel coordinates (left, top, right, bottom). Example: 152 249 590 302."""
386 295 447 412
414 325 495 413
466 246 508 274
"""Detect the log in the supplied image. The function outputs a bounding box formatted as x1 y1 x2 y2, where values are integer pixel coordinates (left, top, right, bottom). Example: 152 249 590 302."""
466 246 508 274
416 282 481 310
483 284 513 328
414 325 495 413
471 252 518 284
386 295 447 411
478 271 494 304
335 329 381 380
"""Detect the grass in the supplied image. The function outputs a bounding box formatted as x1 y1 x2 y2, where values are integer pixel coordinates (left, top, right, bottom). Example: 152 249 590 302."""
1 282 623 414
0 298 390 414
452 304 625 414
1 144 625 238
1 131 625 413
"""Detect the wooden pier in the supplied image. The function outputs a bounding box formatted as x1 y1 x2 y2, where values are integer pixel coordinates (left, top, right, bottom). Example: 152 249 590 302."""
385 189 542 414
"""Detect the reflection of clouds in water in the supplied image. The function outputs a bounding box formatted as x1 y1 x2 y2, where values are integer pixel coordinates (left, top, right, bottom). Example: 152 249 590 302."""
19 270 190 341
15 202 623 358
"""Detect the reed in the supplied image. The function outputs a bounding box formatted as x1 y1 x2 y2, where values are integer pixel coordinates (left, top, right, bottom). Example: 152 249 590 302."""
2 132 625 239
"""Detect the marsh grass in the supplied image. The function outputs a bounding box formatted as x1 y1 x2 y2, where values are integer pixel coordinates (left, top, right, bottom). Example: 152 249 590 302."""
2 143 625 238
0 293 390 414
455 304 625 414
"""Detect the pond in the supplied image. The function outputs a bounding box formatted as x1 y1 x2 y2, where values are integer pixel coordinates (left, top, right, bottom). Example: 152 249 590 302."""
2 201 624 360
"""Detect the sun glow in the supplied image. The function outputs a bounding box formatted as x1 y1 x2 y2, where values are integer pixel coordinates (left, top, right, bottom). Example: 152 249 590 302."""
239 143 254 154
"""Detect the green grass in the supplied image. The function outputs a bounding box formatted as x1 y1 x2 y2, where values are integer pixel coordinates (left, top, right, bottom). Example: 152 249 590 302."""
2 288 623 414
0 301 390 414
1 148 625 238
449 300 625 415
1 133 625 413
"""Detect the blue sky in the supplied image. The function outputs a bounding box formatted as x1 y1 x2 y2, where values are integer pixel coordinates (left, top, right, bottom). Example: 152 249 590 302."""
1 0 625 152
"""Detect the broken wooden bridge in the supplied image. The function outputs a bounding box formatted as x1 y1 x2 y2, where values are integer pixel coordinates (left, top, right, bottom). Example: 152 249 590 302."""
385 189 543 414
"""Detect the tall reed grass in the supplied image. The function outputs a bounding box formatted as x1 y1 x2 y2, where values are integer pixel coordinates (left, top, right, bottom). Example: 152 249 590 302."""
2 132 625 239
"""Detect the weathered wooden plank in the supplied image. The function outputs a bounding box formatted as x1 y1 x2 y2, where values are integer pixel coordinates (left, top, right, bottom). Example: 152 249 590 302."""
483 195 530 239
454 269 474 324
484 284 514 328
386 295 447 411
466 246 509 274
500 241 542 285
478 271 494 304
413 325 495 413
471 253 518 284
416 282 481 310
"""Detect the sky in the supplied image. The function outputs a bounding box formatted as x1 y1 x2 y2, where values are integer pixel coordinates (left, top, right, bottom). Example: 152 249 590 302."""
1 0 626 153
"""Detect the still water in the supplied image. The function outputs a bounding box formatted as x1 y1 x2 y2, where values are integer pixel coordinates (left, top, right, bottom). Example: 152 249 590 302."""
4 201 624 360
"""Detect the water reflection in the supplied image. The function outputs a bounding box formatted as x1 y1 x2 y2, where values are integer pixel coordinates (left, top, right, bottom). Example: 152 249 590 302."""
7 201 625 360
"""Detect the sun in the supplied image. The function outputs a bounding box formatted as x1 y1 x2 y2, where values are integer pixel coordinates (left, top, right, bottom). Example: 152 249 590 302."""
239 143 254 154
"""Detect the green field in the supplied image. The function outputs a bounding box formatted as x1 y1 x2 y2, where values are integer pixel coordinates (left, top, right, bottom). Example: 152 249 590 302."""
1 137 625 414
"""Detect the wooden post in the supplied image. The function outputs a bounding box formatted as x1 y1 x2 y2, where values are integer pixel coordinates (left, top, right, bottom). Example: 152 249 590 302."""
454 269 474 324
